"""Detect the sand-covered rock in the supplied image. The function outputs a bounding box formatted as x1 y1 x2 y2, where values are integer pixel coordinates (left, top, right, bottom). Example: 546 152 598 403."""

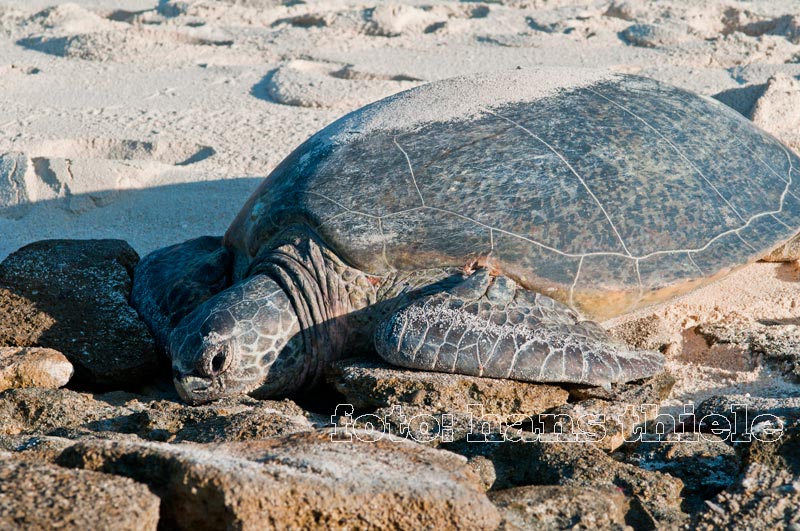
489 485 629 531
691 321 800 381
0 152 30 220
327 358 569 419
262 59 420 109
170 404 313 443
0 451 160 531
750 73 800 155
57 430 501 531
0 239 158 390
0 347 72 392
620 22 690 48
764 233 800 262
0 388 144 438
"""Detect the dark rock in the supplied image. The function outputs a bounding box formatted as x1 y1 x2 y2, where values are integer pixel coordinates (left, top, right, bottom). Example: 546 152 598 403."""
0 387 312 443
327 358 569 420
343 370 674 451
696 394 800 475
345 404 486 447
0 346 73 391
753 325 800 381
0 239 158 390
172 404 312 442
742 418 800 475
0 435 80 464
0 451 159 531
565 370 676 403
540 398 660 452
57 430 501 531
616 433 740 512
443 436 687 529
696 394 800 430
542 371 676 452
489 485 629 531
691 464 800 531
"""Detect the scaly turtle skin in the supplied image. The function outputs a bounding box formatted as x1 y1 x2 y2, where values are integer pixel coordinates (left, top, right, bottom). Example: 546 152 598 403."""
132 69 800 404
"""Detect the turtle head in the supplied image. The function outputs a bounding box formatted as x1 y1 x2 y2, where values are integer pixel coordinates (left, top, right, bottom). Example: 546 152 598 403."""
168 275 305 404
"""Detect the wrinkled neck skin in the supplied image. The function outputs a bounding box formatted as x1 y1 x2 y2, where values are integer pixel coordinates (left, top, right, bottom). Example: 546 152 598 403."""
248 227 454 391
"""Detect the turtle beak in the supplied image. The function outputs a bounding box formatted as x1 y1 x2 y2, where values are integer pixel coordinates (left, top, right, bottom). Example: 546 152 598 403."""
173 372 215 404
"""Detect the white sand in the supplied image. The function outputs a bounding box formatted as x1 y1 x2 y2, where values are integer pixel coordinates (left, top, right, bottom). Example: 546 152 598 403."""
1 0 799 401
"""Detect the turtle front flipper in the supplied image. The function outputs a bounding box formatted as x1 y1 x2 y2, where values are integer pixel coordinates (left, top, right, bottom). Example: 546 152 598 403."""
131 236 231 348
374 269 665 387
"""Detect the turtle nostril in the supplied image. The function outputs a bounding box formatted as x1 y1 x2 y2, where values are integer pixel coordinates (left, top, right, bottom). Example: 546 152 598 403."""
197 345 231 379
210 351 227 375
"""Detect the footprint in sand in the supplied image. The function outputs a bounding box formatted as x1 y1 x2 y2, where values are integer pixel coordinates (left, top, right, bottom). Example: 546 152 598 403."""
254 59 422 109
362 4 490 37
721 10 800 44
267 3 491 37
0 138 214 217
16 4 233 62
0 64 41 75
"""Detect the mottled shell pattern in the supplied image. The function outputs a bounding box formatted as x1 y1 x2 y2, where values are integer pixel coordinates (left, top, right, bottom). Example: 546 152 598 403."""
226 69 800 320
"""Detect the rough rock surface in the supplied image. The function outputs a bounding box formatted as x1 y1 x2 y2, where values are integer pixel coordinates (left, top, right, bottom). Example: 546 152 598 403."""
616 433 740 512
57 430 501 531
692 321 800 380
489 485 629 531
0 387 313 443
690 464 800 531
327 358 569 419
338 369 675 450
696 394 800 429
0 347 73 392
0 240 158 389
741 418 800 476
764 233 800 262
565 370 676 403
696 394 799 475
443 436 687 528
0 451 159 531
538 372 676 451
540 398 659 452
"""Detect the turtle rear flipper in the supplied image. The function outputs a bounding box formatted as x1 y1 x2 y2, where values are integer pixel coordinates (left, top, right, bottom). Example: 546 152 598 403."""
374 269 665 387
132 236 231 349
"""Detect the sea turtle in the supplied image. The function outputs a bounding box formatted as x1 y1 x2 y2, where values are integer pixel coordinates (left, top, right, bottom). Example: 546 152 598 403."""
132 69 800 404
